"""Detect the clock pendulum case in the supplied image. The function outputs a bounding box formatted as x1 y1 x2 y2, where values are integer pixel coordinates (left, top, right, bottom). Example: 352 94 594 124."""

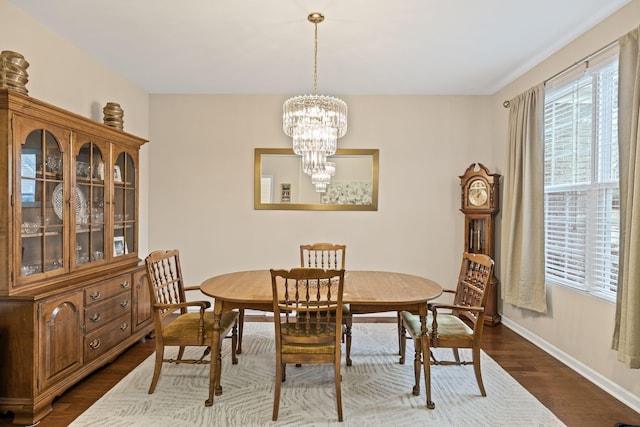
459 163 501 326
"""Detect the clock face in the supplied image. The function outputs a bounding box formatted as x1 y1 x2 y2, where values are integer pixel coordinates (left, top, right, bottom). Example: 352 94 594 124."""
468 179 488 207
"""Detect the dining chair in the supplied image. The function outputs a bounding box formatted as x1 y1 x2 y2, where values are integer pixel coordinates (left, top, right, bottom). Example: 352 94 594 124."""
300 243 353 365
144 249 239 404
270 267 346 422
399 252 494 406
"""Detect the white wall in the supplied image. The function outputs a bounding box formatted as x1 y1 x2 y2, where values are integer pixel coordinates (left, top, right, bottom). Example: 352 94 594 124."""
492 0 640 411
0 0 151 257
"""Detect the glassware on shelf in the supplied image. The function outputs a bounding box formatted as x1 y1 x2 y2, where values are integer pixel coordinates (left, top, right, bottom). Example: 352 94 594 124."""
75 161 90 179
91 208 104 223
20 264 42 276
45 155 62 175
92 162 105 180
22 222 39 234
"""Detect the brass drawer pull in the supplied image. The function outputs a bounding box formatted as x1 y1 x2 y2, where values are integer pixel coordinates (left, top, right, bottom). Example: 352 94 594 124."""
90 290 102 300
89 339 101 350
90 313 101 322
120 299 129 308
120 280 130 289
120 322 129 331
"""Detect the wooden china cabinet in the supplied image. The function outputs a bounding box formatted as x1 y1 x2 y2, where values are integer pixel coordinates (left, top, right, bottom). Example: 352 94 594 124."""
0 89 152 425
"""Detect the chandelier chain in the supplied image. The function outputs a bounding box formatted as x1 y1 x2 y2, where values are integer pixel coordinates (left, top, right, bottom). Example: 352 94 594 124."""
313 22 318 96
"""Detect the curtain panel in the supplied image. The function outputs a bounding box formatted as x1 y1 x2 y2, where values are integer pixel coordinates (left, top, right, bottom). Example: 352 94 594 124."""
500 84 547 313
612 26 640 369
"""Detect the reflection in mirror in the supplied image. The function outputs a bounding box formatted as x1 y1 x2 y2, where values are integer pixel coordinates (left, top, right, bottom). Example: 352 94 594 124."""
254 148 379 211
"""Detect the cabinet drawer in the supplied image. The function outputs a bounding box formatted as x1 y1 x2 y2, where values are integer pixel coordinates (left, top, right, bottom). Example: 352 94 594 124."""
84 292 132 333
85 273 132 306
84 314 132 363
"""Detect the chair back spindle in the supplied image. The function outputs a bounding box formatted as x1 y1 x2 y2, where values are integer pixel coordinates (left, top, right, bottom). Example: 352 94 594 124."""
146 249 188 318
300 243 346 269
453 255 493 327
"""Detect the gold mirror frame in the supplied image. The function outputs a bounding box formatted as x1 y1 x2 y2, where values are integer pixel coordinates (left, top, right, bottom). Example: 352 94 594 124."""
254 148 379 211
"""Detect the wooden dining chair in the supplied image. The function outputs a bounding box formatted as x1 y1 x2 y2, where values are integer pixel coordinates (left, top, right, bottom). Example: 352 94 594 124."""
145 249 239 404
399 252 494 406
300 243 353 365
270 267 346 422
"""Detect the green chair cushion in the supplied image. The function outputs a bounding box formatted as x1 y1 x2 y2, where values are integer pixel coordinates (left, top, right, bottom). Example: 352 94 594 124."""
400 311 473 342
281 343 336 354
163 311 238 340
279 322 337 353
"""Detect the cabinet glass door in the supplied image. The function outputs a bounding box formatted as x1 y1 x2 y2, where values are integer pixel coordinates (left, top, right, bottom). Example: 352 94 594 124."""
113 152 136 258
74 141 106 266
20 130 64 277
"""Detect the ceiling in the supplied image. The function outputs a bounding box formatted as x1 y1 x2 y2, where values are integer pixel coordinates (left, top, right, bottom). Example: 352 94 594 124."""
7 0 631 95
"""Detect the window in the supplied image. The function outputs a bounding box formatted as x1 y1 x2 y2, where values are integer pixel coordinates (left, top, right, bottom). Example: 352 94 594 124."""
543 44 619 301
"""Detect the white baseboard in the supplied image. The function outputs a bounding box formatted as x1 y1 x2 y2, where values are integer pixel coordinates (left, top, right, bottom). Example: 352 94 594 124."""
501 316 640 414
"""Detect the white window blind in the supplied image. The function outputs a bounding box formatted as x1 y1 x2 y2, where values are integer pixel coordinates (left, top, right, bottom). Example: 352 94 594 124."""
543 43 619 300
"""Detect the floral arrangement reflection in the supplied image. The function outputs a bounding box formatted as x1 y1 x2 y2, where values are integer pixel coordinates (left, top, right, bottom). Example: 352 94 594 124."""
320 182 372 205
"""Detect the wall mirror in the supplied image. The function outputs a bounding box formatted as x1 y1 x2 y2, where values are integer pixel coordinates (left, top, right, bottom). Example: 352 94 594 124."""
254 148 379 211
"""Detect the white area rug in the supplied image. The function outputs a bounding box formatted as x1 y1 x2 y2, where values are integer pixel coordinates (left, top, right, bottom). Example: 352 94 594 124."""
70 322 565 426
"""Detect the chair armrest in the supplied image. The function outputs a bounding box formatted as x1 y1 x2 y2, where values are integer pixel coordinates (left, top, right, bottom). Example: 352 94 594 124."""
430 303 484 313
426 289 457 308
184 286 202 292
153 300 211 311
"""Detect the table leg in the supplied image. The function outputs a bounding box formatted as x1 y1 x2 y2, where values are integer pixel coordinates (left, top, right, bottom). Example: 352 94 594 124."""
420 308 435 409
206 303 223 406
345 322 352 367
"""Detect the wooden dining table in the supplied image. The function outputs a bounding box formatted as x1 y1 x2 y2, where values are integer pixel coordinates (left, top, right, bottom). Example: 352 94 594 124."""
199 269 442 409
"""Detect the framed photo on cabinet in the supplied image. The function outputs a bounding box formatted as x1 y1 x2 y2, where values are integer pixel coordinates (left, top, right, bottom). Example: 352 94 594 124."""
114 165 122 183
113 236 126 256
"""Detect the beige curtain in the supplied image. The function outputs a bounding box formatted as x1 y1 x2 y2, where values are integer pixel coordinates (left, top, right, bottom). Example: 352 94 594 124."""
500 84 547 313
612 26 640 369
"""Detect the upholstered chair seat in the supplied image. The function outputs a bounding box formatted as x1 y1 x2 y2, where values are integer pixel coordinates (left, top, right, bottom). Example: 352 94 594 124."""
401 313 474 346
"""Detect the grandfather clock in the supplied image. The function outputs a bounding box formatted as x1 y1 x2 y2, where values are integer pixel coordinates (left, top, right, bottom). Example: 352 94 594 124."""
459 163 501 325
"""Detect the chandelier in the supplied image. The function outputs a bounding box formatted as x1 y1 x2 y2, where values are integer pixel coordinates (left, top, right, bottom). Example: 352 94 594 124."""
311 161 335 192
283 12 347 189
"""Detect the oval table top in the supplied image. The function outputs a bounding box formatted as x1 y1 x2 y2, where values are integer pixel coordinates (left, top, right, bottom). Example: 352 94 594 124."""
200 269 443 306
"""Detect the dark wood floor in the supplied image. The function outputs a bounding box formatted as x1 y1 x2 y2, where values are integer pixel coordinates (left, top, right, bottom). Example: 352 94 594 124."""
2 317 639 427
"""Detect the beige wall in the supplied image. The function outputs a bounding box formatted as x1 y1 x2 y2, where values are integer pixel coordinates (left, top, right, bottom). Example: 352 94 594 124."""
148 94 493 287
4 0 640 413
0 0 151 257
492 0 640 411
